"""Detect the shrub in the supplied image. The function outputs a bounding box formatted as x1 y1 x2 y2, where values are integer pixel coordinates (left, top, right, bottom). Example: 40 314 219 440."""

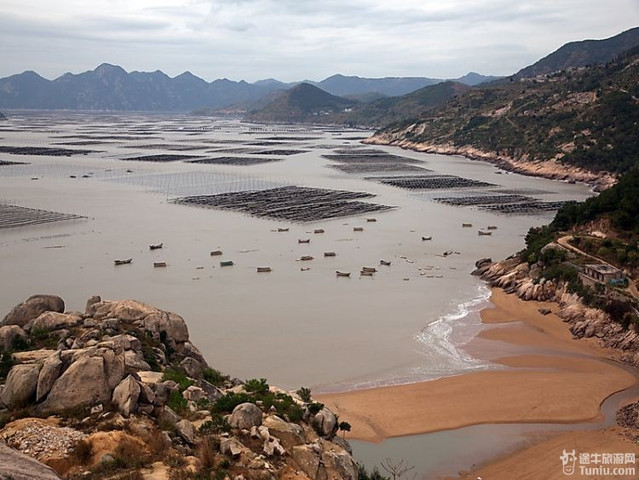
212 392 252 413
198 414 231 435
296 387 312 403
162 365 195 392
167 390 189 415
202 367 229 387
244 378 269 394
308 402 324 415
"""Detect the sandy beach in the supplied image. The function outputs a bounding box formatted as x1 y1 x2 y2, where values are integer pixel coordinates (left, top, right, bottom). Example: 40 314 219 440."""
317 288 639 476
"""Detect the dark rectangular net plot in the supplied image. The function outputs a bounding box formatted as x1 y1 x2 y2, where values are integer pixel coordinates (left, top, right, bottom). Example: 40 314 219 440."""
0 204 86 229
434 194 532 206
174 186 394 222
122 154 205 162
329 163 430 174
482 201 568 214
323 154 423 164
187 157 282 166
367 175 496 190
0 160 28 166
0 146 96 156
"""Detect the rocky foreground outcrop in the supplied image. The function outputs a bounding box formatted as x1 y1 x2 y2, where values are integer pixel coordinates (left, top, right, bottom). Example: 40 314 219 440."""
473 257 639 365
0 295 358 480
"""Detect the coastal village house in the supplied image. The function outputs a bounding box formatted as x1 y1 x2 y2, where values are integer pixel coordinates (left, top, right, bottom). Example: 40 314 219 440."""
582 263 626 285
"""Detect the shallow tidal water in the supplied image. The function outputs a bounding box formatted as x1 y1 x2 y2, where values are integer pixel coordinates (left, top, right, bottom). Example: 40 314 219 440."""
0 112 596 477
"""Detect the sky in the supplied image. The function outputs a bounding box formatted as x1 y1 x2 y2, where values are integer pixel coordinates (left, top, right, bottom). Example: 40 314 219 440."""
0 0 638 82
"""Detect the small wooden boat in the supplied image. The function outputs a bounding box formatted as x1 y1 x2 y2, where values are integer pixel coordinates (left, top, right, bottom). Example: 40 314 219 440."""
421 236 432 241
336 271 351 277
299 255 314 261
314 229 325 234
70 175 77 178
487 226 498 230
301 267 311 271
462 223 472 228
478 231 492 236
366 218 377 222
360 270 374 276
380 260 391 266
362 267 377 273
210 250 223 256
149 243 163 250
153 262 167 268
220 260 234 267
257 267 272 273
353 227 364 232
277 227 289 232
324 251 336 257
298 239 311 244
114 258 133 266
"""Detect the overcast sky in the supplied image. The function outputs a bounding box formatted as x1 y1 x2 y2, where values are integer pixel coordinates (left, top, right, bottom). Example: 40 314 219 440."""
1 1 637 82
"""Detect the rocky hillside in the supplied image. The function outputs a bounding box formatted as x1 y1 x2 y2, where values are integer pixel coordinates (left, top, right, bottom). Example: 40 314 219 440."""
515 27 639 79
0 295 358 480
368 46 639 189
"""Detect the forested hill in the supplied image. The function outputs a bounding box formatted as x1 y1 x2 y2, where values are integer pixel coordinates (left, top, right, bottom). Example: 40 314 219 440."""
371 47 639 178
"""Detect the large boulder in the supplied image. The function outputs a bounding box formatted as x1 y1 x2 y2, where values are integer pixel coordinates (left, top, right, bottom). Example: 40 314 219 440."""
41 356 111 412
144 311 189 344
313 408 337 438
0 325 27 351
25 312 82 332
322 444 359 480
112 375 140 417
262 415 306 450
124 350 151 372
0 364 42 408
175 419 196 444
228 402 263 429
0 441 63 480
1 295 65 328
291 445 321 478
36 351 63 402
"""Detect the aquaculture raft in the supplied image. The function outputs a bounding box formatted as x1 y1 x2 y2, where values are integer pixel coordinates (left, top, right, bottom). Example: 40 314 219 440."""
0 204 86 229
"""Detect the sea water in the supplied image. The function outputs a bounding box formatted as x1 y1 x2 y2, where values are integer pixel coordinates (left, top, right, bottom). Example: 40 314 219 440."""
0 112 593 392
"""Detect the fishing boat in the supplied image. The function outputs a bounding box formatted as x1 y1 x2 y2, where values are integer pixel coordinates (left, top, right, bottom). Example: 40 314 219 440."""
300 267 311 271
257 267 272 273
353 227 364 232
314 229 325 234
421 236 432 241
336 271 351 277
462 223 472 228
360 270 374 276
210 250 223 256
362 266 377 273
114 258 133 266
299 255 314 261
277 227 289 232
487 226 498 230
149 243 163 250
153 262 167 268
380 260 391 266
366 218 377 222
298 239 311 244
220 260 234 267
324 251 336 257
478 231 492 236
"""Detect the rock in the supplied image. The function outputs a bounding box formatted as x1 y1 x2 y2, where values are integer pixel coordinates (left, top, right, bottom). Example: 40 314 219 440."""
183 386 206 403
198 380 224 402
263 437 286 456
0 441 63 479
175 341 207 364
262 415 305 450
143 310 189 343
158 406 181 429
1 363 42 408
85 295 101 315
175 419 196 444
138 382 155 405
124 350 151 372
26 312 82 332
1 295 65 328
13 349 57 364
180 356 202 378
112 375 141 417
106 334 142 351
36 351 63 402
101 347 126 390
291 445 320 478
137 371 164 385
91 404 104 414
229 402 262 429
475 257 492 269
313 408 337 438
41 355 111 412
0 325 27 351
220 437 245 457
321 445 358 480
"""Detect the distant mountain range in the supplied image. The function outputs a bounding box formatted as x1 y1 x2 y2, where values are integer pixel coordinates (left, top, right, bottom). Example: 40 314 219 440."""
0 64 498 112
514 27 639 79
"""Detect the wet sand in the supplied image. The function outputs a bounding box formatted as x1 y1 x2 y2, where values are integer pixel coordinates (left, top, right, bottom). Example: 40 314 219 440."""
317 289 637 444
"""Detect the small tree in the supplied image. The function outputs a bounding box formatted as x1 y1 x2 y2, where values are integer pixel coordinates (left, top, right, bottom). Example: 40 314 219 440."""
337 421 351 439
380 458 415 480
296 386 312 403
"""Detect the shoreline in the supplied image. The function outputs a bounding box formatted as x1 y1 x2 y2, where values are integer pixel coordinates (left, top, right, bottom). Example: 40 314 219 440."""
316 288 639 465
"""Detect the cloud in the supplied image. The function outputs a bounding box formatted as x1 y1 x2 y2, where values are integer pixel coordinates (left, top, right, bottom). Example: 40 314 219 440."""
0 0 637 81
